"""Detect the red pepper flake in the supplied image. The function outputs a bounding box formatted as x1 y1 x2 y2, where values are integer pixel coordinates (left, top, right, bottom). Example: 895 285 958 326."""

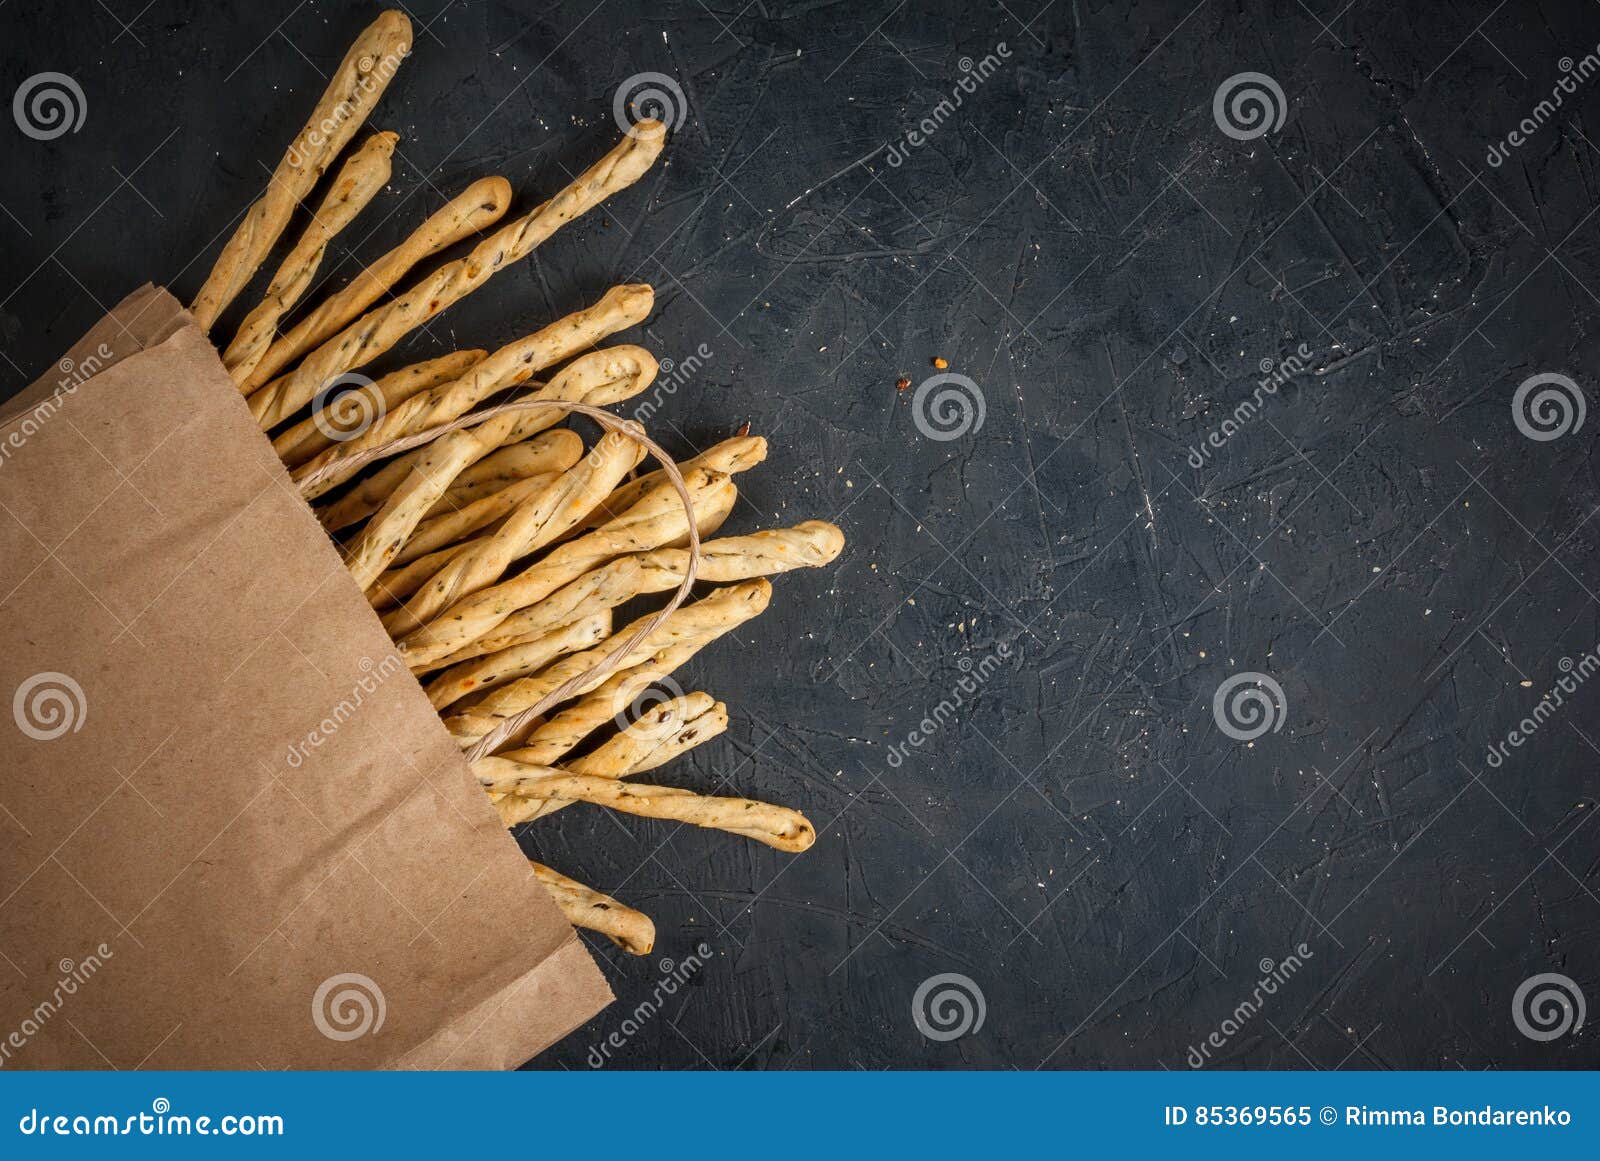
932 356 948 369
895 376 911 392
736 421 751 437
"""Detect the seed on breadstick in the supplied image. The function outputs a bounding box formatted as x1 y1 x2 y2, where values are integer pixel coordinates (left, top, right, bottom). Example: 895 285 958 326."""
571 435 767 536
247 123 665 428
502 773 815 853
192 11 413 332
424 611 615 711
417 522 843 672
394 472 557 567
445 579 770 747
397 467 735 668
281 350 486 468
319 421 584 533
221 132 397 385
529 860 655 955
381 427 646 637
242 177 513 395
291 288 655 498
342 430 485 590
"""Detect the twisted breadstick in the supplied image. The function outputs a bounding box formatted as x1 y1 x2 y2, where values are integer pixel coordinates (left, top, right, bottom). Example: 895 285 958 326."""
222 132 397 385
503 774 814 852
398 467 735 668
381 428 645 637
316 346 651 529
342 430 484 590
394 472 555 568
570 435 767 535
247 124 664 428
529 860 654 955
292 289 654 499
276 349 486 466
422 435 583 518
417 522 845 673
445 579 770 746
241 177 513 395
485 694 728 823
424 611 617 710
192 11 413 331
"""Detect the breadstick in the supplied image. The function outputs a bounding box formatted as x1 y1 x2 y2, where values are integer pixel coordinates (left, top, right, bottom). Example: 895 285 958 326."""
192 11 413 331
291 288 654 498
414 558 646 672
247 123 665 428
319 418 587 532
221 132 397 385
424 612 615 711
570 435 767 535
278 350 487 466
445 579 770 745
529 860 654 955
502 773 814 852
381 427 645 636
241 177 513 394
395 473 556 566
489 694 728 823
418 522 843 672
397 467 735 668
342 430 484 590
367 540 472 610
421 436 582 518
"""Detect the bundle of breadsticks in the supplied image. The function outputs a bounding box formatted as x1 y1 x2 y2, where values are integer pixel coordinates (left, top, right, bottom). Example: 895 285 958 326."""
192 11 842 957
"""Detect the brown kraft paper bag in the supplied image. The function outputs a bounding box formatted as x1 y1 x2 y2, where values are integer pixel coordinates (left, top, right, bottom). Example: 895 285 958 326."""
0 285 612 1069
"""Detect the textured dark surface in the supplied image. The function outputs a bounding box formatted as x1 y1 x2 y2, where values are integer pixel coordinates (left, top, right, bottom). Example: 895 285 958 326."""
3 0 1600 1071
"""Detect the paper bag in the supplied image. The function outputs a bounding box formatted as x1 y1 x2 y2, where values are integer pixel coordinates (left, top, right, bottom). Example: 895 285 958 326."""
0 286 611 1069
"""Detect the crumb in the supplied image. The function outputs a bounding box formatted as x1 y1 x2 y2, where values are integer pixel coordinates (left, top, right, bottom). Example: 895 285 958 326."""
932 356 948 369
895 376 911 391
